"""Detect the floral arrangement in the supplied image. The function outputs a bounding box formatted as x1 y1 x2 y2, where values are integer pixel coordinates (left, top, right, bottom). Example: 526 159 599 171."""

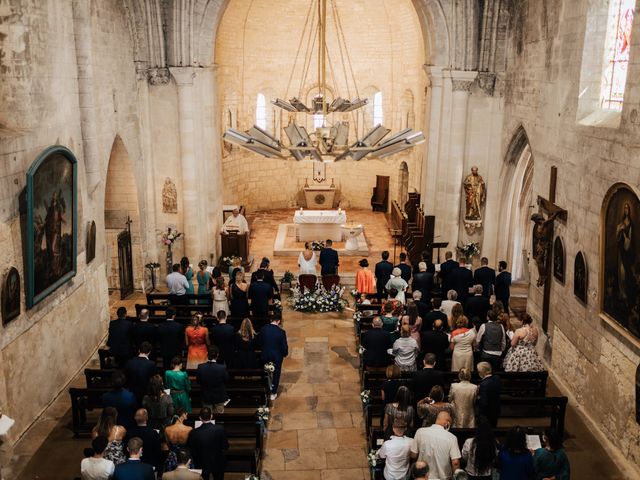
353 311 363 322
273 299 283 313
360 389 370 405
288 284 348 313
282 270 295 283
221 255 242 267
263 362 275 374
257 406 270 422
358 345 365 356
161 227 182 246
350 288 360 299
457 242 480 259
145 262 160 269
367 450 378 467
311 240 325 251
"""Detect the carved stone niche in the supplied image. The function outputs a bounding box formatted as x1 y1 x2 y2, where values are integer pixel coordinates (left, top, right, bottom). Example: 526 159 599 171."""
162 178 178 214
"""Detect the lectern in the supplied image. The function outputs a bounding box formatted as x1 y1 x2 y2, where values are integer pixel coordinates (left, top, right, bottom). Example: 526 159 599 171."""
220 232 250 262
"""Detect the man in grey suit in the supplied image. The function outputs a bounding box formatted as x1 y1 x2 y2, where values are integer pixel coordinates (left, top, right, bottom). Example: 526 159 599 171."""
162 449 203 479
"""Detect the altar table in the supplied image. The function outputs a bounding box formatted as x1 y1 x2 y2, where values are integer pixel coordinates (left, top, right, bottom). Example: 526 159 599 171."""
293 209 347 242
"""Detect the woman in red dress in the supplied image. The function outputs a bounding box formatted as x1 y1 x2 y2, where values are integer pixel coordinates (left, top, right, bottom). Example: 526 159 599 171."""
185 314 209 369
355 259 376 295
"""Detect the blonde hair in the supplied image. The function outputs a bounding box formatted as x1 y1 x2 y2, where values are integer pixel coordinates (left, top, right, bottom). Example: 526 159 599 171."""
240 318 256 341
400 324 411 338
455 315 469 329
458 367 472 382
191 314 202 328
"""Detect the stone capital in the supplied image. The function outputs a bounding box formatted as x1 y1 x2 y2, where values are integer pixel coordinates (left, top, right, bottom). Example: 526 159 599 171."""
169 67 196 86
424 65 444 87
446 70 478 92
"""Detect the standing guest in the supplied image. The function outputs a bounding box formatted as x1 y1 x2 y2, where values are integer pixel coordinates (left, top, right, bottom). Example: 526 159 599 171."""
412 262 434 303
112 437 154 480
196 260 212 296
449 304 466 333
497 427 534 480
181 257 195 298
449 368 477 428
319 238 340 275
495 261 512 313
165 356 192 413
476 362 501 427
381 364 409 405
412 290 431 324
167 263 190 305
107 307 133 368
81 435 115 480
248 270 273 317
533 428 570 480
164 409 193 471
382 288 405 317
375 250 394 300
211 277 230 317
503 313 544 372
411 461 429 480
386 268 409 304
410 411 461 480
383 386 415 439
475 310 507 373
298 242 318 275
417 385 454 427
473 257 496 299
229 270 249 318
392 325 419 372
381 301 400 337
377 419 413 480
250 257 279 294
228 257 243 286
423 297 448 333
395 252 412 283
451 316 476 372
196 346 229 413
361 317 393 368
438 251 459 295
355 259 376 295
124 342 156 405
207 264 223 291
185 315 210 369
123 409 162 471
461 417 498 480
450 258 474 305
493 301 515 344
233 318 258 369
187 407 229 480
221 207 249 234
412 354 445 404
441 290 462 325
210 311 236 365
465 285 491 324
92 407 127 466
421 319 450 371
142 375 174 430
102 371 136 430
163 448 203 480
401 303 423 348
158 308 185 371
258 317 288 400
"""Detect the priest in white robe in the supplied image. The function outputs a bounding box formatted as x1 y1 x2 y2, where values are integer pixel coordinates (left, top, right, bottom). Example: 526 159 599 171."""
221 208 250 234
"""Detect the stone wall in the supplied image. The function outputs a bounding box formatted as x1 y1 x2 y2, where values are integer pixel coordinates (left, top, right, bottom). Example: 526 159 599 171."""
502 0 640 473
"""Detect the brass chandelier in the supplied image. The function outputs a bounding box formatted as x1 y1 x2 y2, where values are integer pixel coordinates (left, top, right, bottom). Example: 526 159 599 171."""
222 0 425 161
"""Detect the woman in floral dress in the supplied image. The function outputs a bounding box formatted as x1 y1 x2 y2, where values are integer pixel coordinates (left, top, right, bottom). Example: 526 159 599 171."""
503 313 545 372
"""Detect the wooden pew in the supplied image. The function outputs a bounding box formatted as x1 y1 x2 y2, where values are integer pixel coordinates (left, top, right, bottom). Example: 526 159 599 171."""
146 292 212 305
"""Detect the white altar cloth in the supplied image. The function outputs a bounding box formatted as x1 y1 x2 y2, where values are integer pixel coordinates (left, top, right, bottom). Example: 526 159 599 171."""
293 209 347 241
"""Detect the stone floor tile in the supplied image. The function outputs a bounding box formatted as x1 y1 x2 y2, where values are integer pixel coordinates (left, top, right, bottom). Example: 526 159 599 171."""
297 427 339 451
281 412 318 430
325 447 369 468
320 467 367 480
266 430 299 449
262 448 285 471
284 449 327 470
335 426 367 447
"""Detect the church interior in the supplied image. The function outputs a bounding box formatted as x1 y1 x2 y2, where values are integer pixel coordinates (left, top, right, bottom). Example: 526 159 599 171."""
1 0 640 478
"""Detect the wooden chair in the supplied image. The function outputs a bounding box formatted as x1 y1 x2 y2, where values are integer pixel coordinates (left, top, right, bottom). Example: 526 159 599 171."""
321 274 340 290
298 274 317 291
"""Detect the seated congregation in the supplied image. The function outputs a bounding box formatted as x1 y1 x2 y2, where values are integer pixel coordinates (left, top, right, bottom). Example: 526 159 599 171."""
356 250 570 480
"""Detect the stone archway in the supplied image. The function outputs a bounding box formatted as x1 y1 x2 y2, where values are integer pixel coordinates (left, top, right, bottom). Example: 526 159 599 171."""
398 161 409 205
103 135 143 295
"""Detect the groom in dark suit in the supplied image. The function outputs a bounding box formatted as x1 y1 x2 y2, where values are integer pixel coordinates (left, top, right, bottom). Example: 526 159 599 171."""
319 239 339 275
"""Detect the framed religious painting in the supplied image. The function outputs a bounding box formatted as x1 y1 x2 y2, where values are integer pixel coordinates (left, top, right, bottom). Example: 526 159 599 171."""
25 146 77 308
86 220 96 264
553 236 565 284
574 251 588 305
1 267 21 324
601 183 640 340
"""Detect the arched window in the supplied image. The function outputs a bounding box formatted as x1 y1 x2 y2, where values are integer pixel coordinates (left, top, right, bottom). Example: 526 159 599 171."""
256 93 267 129
373 91 383 125
601 0 635 110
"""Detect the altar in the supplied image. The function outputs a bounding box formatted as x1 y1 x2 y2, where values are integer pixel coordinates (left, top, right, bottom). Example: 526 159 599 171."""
293 209 346 242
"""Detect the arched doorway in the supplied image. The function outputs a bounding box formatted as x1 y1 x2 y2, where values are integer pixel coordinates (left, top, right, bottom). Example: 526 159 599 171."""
499 127 534 281
398 161 409 205
104 136 142 298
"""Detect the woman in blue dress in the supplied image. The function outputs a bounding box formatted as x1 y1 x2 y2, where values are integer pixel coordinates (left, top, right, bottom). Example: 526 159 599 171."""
180 257 195 302
196 260 211 296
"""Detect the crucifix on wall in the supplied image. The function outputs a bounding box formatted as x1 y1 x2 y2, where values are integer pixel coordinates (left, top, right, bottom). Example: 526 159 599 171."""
313 161 326 182
530 166 567 332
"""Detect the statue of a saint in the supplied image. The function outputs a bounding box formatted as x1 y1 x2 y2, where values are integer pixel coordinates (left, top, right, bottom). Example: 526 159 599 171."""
162 178 178 214
463 166 486 221
531 211 560 287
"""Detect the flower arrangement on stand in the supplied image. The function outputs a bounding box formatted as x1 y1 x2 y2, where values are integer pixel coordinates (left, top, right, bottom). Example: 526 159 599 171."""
221 255 242 267
281 270 295 291
160 227 182 274
311 240 325 251
288 284 348 313
457 242 480 262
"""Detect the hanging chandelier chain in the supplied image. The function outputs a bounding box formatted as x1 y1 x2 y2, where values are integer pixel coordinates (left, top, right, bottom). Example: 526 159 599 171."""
299 12 318 100
332 0 360 99
286 0 316 101
329 0 352 100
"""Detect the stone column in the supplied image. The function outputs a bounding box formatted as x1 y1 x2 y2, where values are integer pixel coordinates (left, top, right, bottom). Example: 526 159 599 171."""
169 67 201 259
422 66 445 212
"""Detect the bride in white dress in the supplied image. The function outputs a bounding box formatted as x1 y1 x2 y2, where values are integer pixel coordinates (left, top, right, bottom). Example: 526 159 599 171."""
298 242 318 275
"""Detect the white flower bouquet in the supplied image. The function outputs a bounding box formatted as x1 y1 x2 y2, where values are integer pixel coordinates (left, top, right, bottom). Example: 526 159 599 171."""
360 389 370 405
263 362 275 373
257 406 270 422
457 242 480 259
367 450 378 467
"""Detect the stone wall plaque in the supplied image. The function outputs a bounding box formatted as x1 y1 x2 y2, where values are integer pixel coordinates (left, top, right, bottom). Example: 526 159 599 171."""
574 251 587 304
1 267 20 324
86 220 96 264
553 236 565 284
162 177 178 214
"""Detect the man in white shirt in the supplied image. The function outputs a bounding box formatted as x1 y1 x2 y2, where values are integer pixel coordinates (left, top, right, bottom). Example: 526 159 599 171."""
411 411 461 480
377 419 413 480
221 208 249 234
166 263 190 304
81 436 115 480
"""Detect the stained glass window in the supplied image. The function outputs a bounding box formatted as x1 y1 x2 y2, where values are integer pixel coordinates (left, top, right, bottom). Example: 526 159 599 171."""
601 0 635 110
256 93 267 129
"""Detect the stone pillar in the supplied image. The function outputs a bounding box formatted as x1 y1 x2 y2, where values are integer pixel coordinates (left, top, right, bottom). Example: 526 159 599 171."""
422 66 445 212
169 67 201 259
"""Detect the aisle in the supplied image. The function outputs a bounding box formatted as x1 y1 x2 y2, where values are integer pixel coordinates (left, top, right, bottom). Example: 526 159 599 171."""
262 308 370 480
